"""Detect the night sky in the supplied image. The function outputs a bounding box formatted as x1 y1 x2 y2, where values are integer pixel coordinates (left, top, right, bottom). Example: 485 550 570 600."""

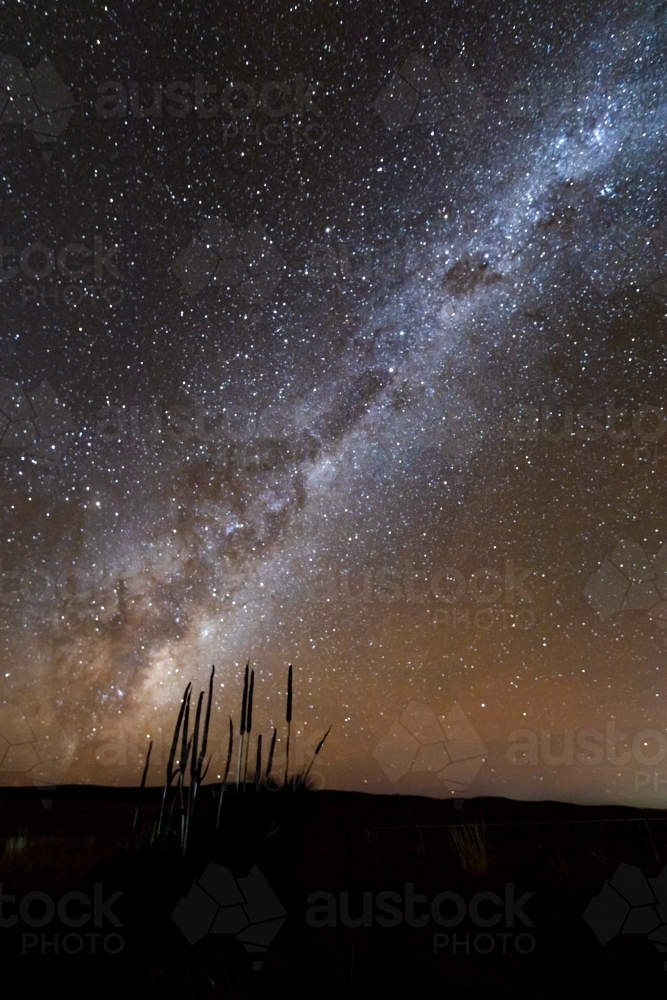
1 0 666 806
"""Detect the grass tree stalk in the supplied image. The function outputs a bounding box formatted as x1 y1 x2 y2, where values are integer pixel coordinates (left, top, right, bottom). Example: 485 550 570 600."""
197 666 215 786
254 734 262 791
132 740 152 836
236 663 249 791
285 664 293 786
184 689 204 853
155 681 191 841
265 727 277 785
216 716 234 830
178 688 193 848
243 669 255 791
301 725 331 787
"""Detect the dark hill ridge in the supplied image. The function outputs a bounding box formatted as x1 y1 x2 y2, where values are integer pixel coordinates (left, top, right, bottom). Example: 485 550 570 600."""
0 788 665 997
0 787 665 898
0 784 664 835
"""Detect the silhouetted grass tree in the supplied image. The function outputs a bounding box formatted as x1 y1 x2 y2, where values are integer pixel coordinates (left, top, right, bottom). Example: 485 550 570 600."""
144 661 330 853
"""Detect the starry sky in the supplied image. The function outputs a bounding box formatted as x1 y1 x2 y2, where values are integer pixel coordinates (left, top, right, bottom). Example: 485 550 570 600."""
0 0 666 805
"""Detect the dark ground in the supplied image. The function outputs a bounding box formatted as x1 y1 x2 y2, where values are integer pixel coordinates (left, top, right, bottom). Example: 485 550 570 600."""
0 786 664 997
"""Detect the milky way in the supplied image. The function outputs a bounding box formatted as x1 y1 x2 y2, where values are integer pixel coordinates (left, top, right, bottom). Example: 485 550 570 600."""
1 0 666 804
